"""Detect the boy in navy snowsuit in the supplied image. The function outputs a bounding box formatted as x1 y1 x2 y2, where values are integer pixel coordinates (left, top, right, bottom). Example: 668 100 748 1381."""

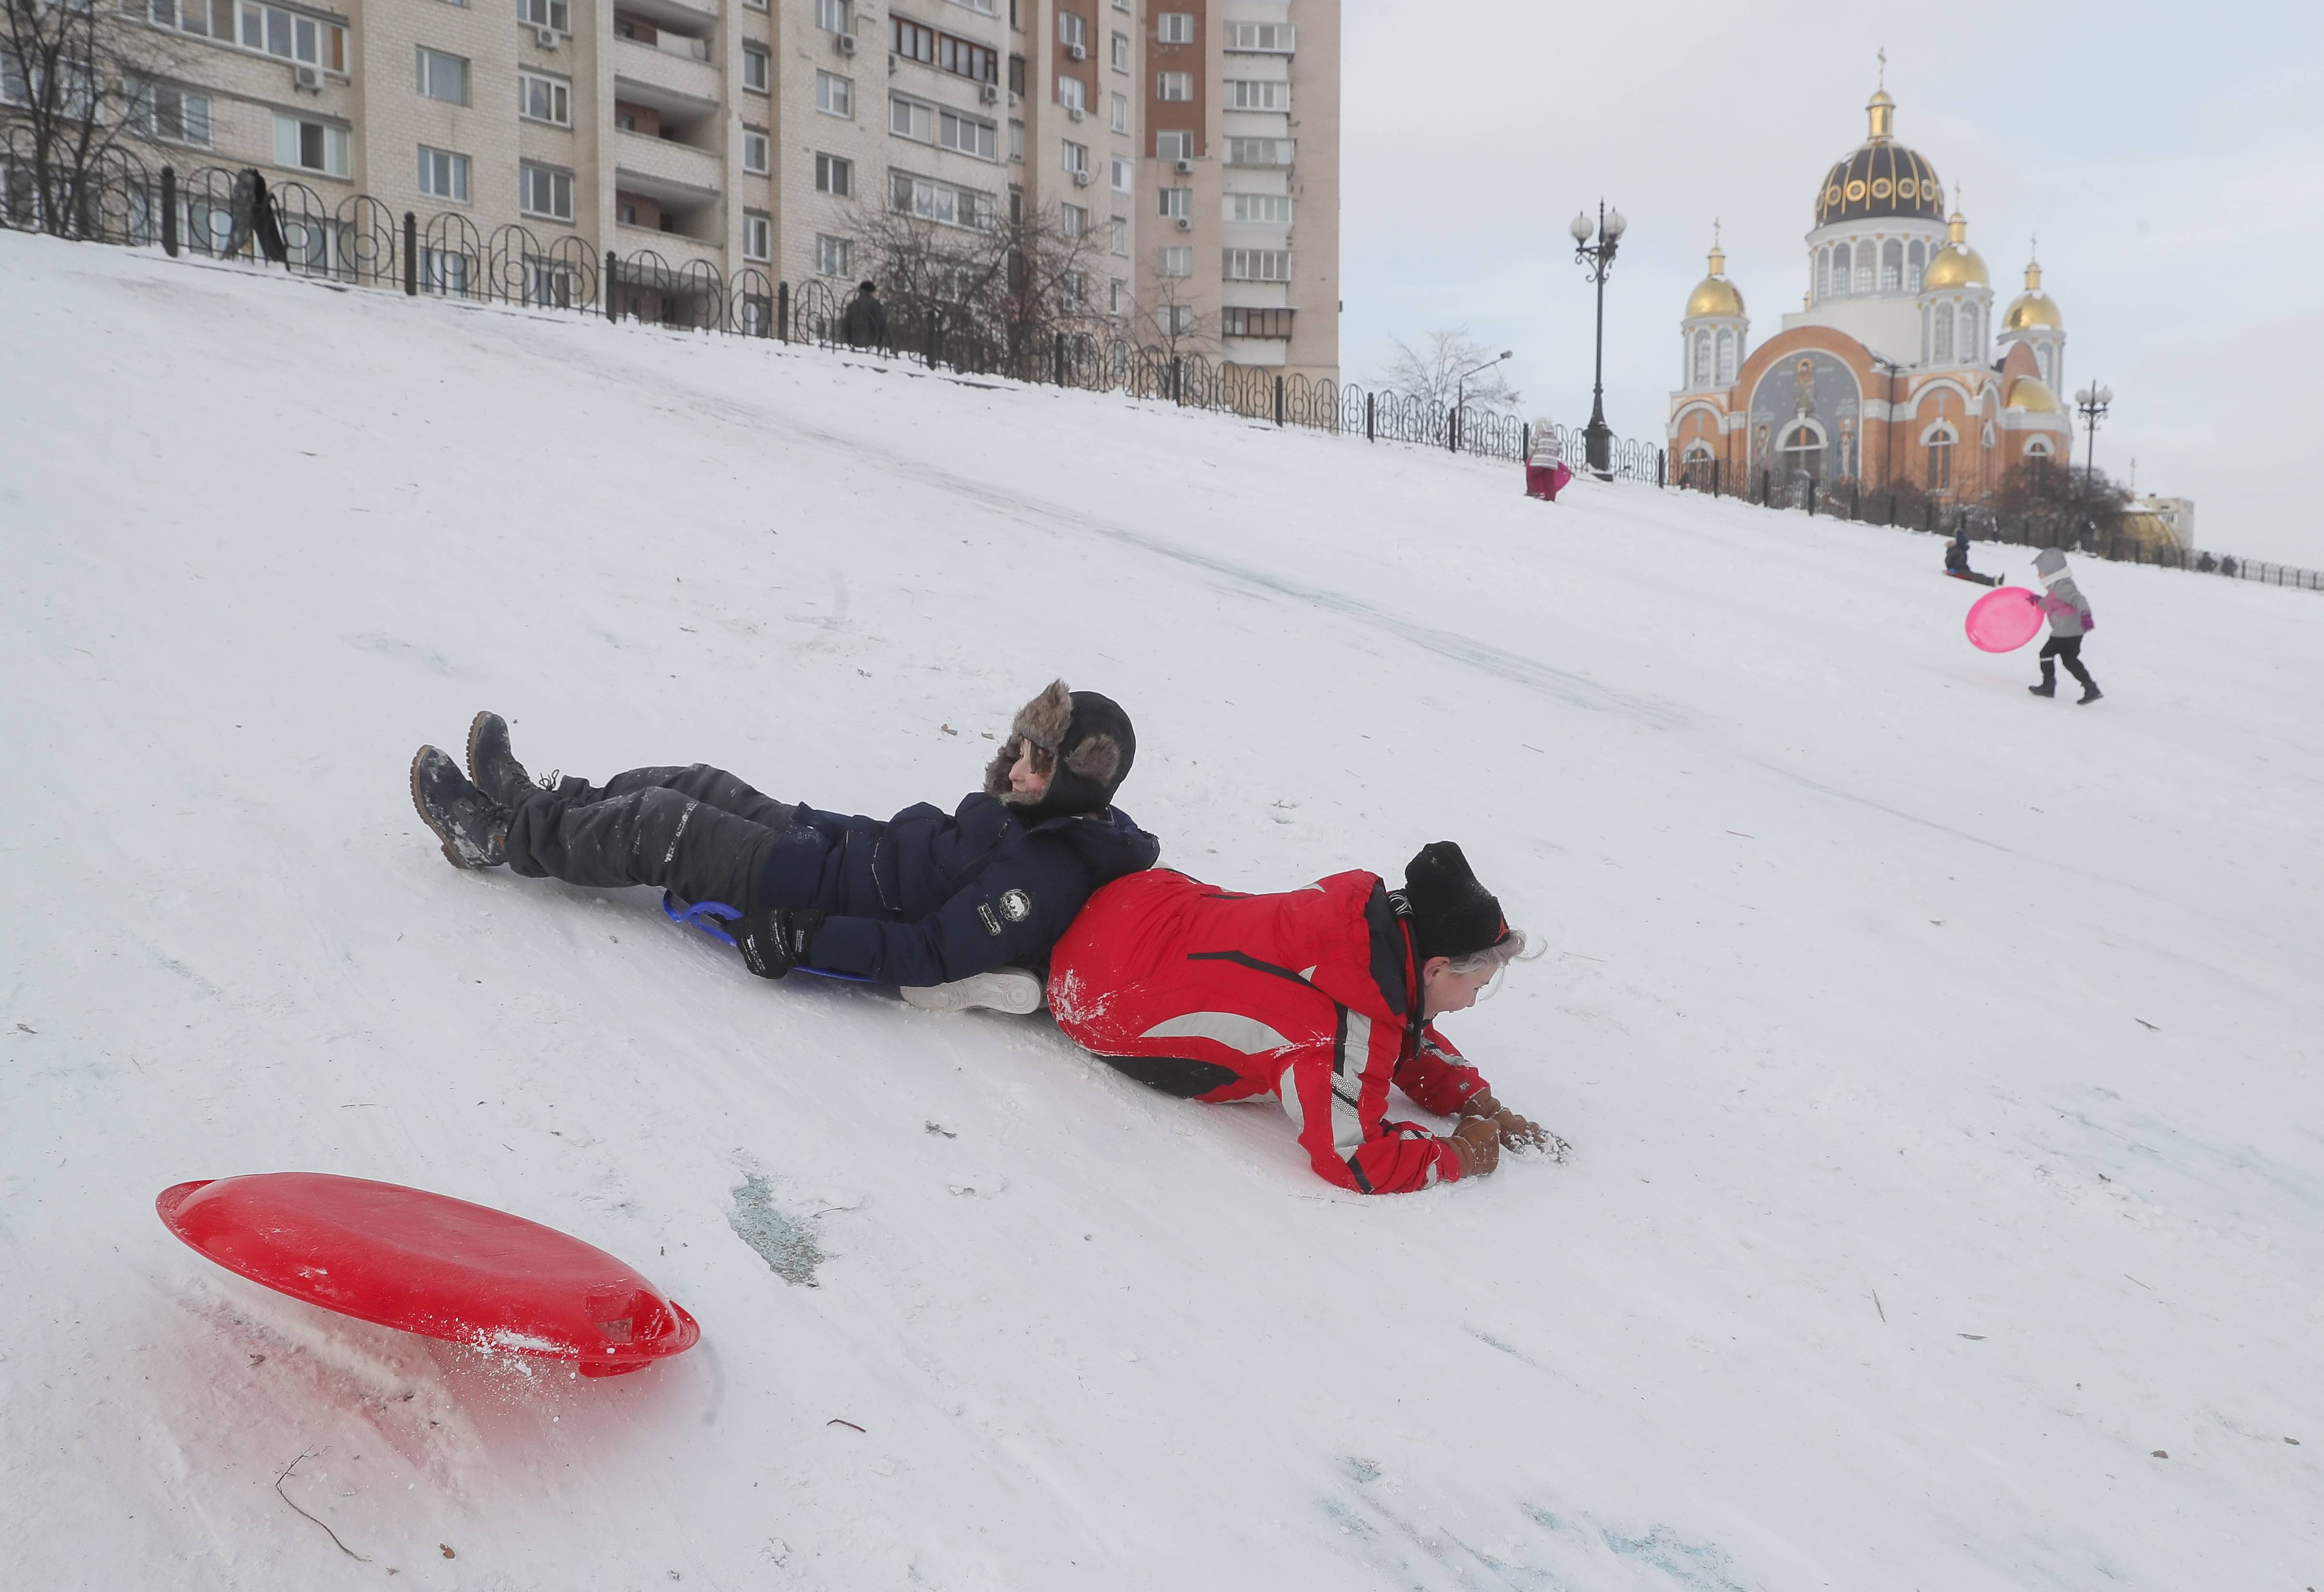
2026 548 2101 705
409 682 1159 1014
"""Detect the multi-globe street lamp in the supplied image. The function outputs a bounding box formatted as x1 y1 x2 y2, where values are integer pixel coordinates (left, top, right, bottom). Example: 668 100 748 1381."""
1569 201 1627 477
2074 383 2113 496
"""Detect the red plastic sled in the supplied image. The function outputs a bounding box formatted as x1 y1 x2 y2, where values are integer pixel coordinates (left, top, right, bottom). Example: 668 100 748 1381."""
1965 586 2044 653
158 1173 700 1377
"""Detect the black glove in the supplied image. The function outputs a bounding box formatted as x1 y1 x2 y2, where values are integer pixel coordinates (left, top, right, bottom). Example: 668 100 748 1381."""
731 908 825 980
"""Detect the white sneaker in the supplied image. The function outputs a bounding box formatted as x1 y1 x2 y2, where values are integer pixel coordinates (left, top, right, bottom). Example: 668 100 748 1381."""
898 968 1045 1016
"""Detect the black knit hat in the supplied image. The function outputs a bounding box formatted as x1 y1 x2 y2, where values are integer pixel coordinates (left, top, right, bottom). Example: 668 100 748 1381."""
983 681 1137 820
1400 842 1510 962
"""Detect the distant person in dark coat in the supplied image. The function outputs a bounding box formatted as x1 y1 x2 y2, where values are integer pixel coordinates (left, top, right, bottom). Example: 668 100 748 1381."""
1944 531 1998 585
408 684 1160 1014
842 280 887 347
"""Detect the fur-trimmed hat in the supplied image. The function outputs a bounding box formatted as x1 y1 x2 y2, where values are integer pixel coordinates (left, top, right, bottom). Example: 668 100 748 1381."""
1397 842 1511 963
982 680 1136 820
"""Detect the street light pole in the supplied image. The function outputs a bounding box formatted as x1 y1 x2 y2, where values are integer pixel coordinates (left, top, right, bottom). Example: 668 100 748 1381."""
1452 349 1512 454
2074 383 2113 496
1569 200 1626 478
1873 357 1901 496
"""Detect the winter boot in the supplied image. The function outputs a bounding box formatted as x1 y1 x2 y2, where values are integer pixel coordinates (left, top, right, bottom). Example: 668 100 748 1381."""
2077 682 2103 705
2028 662 2056 698
898 967 1046 1016
411 745 510 869
465 711 537 806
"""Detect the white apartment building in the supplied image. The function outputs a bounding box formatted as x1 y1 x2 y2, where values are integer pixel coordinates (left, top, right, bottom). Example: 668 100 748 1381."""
48 0 1333 372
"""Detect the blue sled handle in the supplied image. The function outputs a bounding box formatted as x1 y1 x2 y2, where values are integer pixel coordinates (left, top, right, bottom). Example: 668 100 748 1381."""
660 892 873 983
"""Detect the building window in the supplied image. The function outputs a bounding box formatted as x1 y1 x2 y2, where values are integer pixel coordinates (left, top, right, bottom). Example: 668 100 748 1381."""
1226 193 1290 222
519 162 573 221
1855 249 1875 294
742 127 770 172
1109 277 1124 312
1156 303 1193 335
1058 11 1086 50
1110 215 1127 254
1829 243 1850 297
1907 240 1926 291
1778 422 1823 483
131 82 212 146
151 0 350 73
1110 30 1128 70
419 246 469 294
1060 269 1084 306
816 151 852 195
1058 202 1086 237
1222 79 1288 110
890 94 934 142
815 233 850 274
1156 71 1192 102
519 70 570 125
1009 119 1025 160
1221 306 1292 338
1926 429 1955 490
743 210 771 261
1222 247 1290 281
817 70 852 117
1816 248 1831 301
1156 12 1192 43
950 0 994 13
892 16 935 60
1958 304 1978 357
1932 303 1954 362
519 0 570 36
271 111 349 176
742 43 769 93
1110 155 1131 192
2036 343 2055 387
816 0 848 30
1060 138 1088 175
1158 244 1190 277
1882 239 1903 293
1059 74 1086 111
416 46 468 105
937 32 998 81
1224 137 1292 167
1110 91 1129 133
1715 328 1735 385
417 144 470 202
940 106 997 159
889 169 993 229
1158 186 1189 218
1690 330 1710 388
1156 129 1191 160
1223 20 1292 51
1008 52 1026 95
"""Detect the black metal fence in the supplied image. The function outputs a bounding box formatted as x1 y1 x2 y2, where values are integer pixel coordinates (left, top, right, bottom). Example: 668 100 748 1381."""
1669 455 2323 593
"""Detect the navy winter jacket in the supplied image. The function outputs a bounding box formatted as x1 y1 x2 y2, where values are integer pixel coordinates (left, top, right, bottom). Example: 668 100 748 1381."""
757 792 1160 987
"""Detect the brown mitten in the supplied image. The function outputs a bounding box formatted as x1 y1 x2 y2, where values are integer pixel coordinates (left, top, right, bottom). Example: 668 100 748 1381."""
1449 1116 1501 1178
1492 1108 1551 1152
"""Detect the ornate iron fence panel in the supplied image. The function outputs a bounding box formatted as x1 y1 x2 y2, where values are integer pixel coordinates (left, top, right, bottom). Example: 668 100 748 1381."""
731 266 776 336
331 194 400 287
419 211 483 298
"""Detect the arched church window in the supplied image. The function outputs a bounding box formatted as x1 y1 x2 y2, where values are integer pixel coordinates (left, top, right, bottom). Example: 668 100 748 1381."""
1778 422 1824 484
1856 248 1876 294
1882 240 1903 293
1958 305 1977 360
1926 428 1955 491
2025 437 2052 458
1715 328 1736 386
1830 243 1850 298
1817 249 1831 301
1933 304 1953 363
2036 344 2054 387
1921 306 1931 364
1907 240 1925 292
1692 331 1711 389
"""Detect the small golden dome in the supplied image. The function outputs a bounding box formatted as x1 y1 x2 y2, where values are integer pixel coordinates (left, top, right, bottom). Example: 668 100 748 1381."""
2001 259 2061 330
1921 209 1988 291
1685 241 1744 318
2007 375 2064 414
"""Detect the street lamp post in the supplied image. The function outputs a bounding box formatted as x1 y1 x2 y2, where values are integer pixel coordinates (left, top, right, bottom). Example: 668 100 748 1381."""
1451 350 1512 454
1570 200 1627 478
2073 383 2113 496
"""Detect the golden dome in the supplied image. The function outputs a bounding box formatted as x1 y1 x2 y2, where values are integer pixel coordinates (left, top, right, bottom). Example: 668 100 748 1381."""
2001 261 2062 330
2006 375 2064 414
1921 208 1988 291
1684 240 1744 318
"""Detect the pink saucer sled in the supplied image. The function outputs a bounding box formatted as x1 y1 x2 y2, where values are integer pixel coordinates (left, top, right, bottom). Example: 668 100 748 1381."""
158 1173 699 1377
1966 586 2044 653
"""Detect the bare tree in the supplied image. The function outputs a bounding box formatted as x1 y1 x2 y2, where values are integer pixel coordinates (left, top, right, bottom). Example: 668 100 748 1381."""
0 0 181 234
1381 325 1523 414
1134 272 1212 360
850 187 1120 375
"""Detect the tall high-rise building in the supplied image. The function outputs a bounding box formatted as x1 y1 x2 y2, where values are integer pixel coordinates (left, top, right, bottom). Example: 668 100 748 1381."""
51 0 1337 377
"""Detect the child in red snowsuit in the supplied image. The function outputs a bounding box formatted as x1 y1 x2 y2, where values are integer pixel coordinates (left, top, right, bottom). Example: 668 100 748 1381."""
1047 843 1559 1194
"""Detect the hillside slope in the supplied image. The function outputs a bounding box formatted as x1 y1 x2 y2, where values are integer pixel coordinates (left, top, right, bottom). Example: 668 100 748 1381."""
3 230 2320 1590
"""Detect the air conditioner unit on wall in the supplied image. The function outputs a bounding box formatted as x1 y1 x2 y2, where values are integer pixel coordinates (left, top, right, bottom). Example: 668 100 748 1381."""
979 82 999 103
291 63 324 91
1067 104 1084 121
533 24 559 48
1067 43 1087 61
836 31 857 53
1173 157 1193 174
1072 169 1091 186
1174 216 1190 232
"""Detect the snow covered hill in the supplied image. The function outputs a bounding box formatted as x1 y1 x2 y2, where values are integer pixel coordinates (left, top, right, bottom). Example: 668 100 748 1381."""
3 228 2320 1591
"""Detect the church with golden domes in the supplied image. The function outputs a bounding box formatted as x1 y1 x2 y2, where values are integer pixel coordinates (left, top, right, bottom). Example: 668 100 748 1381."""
1668 76 2073 502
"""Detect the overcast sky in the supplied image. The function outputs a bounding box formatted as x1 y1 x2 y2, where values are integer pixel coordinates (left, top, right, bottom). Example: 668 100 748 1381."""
1339 0 2324 564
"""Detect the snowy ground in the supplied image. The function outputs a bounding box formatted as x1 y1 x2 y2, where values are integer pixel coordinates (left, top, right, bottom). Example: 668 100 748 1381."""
3 229 2320 1591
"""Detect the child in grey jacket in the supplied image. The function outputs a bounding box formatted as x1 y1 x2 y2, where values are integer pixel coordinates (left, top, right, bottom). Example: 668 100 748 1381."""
2027 548 2101 704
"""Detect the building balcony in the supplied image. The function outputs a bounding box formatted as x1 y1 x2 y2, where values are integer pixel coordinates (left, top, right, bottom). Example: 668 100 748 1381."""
616 127 724 195
618 0 718 35
612 37 720 110
613 219 726 261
